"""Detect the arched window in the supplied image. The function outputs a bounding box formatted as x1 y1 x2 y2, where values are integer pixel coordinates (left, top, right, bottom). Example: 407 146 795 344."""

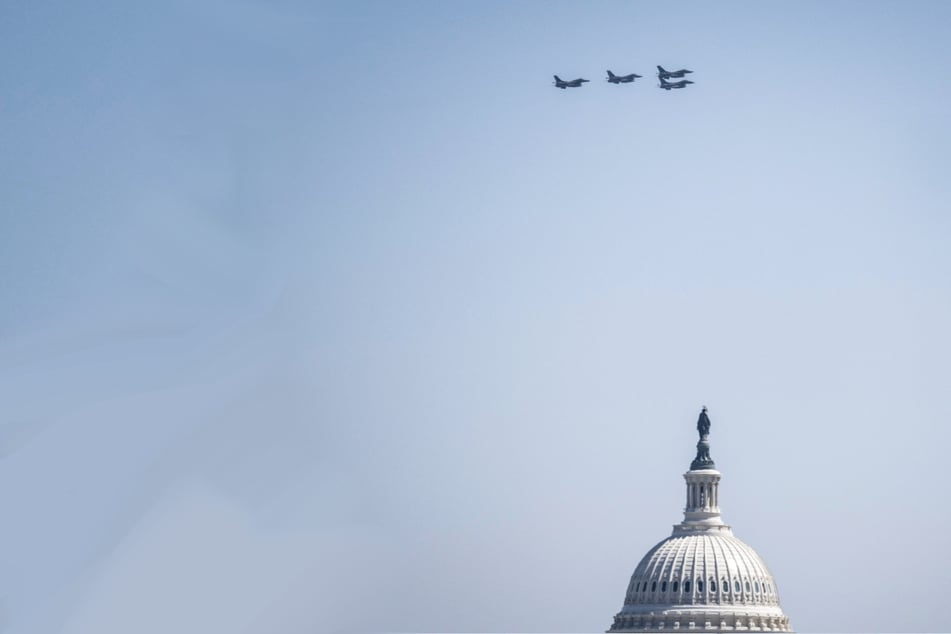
697 579 704 592
745 581 751 593
684 580 691 593
642 583 648 593
754 581 760 593
734 580 741 593
652 581 657 592
634 582 640 592
721 578 728 592
662 581 668 592
710 578 717 592
673 581 679 592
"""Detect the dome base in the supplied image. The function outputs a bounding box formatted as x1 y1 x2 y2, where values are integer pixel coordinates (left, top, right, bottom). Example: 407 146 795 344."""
672 523 733 536
609 607 793 633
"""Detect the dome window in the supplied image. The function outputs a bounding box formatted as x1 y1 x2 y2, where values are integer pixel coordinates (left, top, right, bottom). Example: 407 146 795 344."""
684 580 691 593
710 579 717 592
721 578 728 592
673 581 679 592
642 583 648 594
754 581 760 593
634 582 640 592
651 582 657 592
734 580 741 593
745 581 751 593
697 579 704 592
662 581 668 592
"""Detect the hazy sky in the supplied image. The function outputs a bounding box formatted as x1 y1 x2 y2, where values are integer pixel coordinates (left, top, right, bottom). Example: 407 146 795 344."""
2 1 950 632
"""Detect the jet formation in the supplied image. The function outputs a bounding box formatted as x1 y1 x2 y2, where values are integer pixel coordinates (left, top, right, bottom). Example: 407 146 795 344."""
553 65 694 91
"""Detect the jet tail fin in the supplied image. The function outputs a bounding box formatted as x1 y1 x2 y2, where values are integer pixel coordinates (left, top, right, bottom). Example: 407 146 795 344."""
657 65 666 73
553 75 562 82
607 70 615 78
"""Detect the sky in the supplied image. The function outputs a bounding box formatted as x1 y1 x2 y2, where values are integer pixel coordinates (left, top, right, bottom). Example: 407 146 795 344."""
1 1 950 632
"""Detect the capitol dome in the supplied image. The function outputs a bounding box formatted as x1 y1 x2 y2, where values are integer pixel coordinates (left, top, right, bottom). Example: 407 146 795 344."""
608 409 793 633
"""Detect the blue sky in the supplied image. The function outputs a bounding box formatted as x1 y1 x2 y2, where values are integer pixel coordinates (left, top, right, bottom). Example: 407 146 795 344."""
1 1 950 632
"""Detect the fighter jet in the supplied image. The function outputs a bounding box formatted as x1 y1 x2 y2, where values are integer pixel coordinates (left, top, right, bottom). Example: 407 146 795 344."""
606 70 642 84
553 75 589 89
659 76 693 90
656 65 693 79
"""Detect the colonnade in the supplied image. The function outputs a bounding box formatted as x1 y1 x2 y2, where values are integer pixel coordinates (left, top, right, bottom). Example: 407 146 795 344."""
685 478 719 512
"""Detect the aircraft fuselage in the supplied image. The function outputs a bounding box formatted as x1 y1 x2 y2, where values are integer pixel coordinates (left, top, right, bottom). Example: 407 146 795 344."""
659 78 693 90
607 71 641 84
657 66 693 80
554 75 589 88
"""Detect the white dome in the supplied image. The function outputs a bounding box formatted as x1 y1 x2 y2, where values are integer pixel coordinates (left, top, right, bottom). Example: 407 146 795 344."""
608 409 793 633
624 533 781 608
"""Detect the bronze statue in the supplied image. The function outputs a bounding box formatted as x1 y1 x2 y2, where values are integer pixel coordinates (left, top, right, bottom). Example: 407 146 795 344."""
690 407 715 470
697 406 711 439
